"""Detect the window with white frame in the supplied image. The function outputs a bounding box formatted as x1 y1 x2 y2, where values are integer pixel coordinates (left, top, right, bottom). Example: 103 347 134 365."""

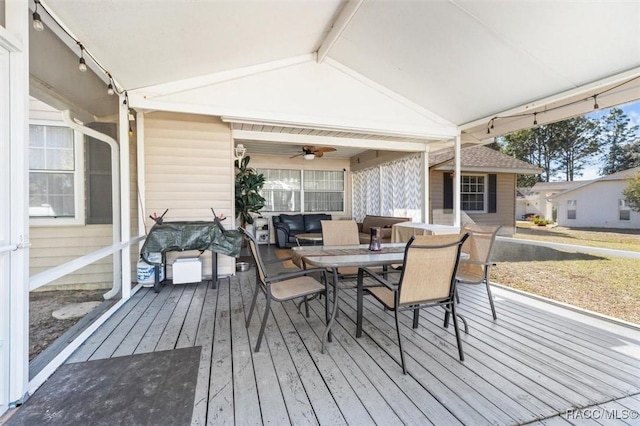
461 175 486 212
567 200 577 220
619 199 631 221
304 170 344 212
29 123 83 222
258 168 345 212
259 169 301 212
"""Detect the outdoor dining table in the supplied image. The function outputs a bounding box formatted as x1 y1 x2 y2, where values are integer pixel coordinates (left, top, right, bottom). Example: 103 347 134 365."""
291 243 407 352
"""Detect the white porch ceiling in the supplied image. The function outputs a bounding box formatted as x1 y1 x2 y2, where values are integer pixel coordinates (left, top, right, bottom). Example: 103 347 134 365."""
41 0 640 146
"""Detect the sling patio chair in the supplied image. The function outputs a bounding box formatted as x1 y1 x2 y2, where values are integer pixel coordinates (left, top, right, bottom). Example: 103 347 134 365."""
357 232 470 374
240 228 328 352
455 223 501 320
320 219 361 277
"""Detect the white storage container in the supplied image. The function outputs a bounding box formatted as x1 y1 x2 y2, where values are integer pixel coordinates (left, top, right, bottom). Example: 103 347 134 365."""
172 258 202 284
137 253 164 287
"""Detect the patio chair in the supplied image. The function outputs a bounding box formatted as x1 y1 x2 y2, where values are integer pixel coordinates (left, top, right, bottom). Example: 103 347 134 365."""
455 224 501 320
240 228 328 352
320 220 361 277
357 233 470 374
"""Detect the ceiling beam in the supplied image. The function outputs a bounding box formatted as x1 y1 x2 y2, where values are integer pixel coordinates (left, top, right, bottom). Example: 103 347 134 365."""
317 0 365 64
231 129 430 152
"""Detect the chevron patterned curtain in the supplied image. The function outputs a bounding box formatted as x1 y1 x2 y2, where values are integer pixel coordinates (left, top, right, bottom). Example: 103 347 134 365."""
352 167 380 221
380 155 422 221
352 154 422 222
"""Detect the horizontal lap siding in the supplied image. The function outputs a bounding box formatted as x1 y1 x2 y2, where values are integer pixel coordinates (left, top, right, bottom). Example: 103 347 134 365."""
144 112 234 277
430 171 515 235
30 224 114 290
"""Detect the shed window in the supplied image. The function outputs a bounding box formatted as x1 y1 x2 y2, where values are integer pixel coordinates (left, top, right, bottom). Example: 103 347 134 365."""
461 175 487 212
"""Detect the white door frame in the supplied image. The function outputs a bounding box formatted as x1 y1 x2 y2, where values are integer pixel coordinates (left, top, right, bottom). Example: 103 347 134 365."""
2 0 31 412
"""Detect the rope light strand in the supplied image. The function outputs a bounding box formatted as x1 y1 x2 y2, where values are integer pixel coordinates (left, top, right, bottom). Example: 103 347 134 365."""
486 74 640 134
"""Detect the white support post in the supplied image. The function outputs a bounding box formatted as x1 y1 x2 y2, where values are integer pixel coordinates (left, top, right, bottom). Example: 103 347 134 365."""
120 103 131 299
454 134 462 227
422 146 430 223
5 0 30 407
137 112 146 238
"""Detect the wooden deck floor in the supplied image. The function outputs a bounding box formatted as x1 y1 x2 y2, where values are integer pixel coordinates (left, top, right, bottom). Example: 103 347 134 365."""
64 254 640 425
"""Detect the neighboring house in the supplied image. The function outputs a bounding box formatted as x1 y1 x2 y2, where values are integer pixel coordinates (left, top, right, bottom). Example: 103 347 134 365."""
429 145 541 235
516 181 586 222
549 167 640 228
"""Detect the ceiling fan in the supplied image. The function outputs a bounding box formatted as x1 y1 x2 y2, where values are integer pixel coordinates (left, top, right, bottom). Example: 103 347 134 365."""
290 145 337 160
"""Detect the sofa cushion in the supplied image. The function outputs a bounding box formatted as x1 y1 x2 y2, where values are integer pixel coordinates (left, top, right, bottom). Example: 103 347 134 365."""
304 214 331 233
278 214 305 233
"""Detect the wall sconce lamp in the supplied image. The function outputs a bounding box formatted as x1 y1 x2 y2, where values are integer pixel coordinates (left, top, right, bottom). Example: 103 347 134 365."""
234 144 247 161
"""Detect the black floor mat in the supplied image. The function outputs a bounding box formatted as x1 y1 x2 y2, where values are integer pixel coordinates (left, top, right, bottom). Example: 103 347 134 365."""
7 346 201 426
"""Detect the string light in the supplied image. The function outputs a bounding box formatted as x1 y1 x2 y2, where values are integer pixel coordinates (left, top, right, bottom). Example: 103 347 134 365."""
485 74 640 134
78 44 87 72
107 83 115 96
32 0 44 32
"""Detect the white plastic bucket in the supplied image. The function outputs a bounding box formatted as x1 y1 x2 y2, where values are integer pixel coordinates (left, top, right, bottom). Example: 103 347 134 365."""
137 253 164 286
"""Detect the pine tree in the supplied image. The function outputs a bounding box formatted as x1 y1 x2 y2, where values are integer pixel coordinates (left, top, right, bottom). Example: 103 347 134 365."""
599 108 639 175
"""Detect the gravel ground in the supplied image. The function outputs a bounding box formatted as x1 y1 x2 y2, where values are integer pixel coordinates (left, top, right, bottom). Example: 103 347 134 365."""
29 289 106 360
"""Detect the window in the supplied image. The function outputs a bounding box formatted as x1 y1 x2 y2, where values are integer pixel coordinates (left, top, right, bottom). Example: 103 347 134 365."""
567 200 577 220
29 124 83 221
461 175 486 212
619 199 631 221
259 169 301 212
258 168 345 213
303 170 344 212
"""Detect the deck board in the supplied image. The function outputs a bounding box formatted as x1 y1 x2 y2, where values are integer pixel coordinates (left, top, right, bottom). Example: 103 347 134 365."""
62 253 640 426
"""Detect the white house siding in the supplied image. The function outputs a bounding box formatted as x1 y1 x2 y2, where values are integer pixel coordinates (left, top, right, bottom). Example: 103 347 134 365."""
554 180 640 228
143 112 234 278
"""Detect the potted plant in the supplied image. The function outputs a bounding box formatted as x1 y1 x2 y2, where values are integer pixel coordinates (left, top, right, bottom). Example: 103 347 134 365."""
235 156 266 233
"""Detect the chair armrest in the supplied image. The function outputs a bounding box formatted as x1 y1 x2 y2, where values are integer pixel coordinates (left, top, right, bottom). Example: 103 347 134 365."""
266 266 327 283
357 266 398 291
274 222 290 232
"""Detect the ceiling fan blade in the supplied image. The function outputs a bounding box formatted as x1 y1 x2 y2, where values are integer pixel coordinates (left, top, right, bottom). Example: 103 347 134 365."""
315 147 337 153
290 152 303 158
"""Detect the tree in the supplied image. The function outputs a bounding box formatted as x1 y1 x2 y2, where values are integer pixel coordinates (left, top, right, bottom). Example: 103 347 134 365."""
552 116 600 181
234 156 265 230
623 172 640 213
599 108 639 175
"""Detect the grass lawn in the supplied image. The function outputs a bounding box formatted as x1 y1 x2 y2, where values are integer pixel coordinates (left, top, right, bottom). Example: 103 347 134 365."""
490 224 640 325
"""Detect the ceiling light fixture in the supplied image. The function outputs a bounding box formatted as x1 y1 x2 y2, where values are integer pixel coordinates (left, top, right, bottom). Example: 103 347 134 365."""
32 0 44 31
234 144 247 161
78 44 87 72
303 153 315 160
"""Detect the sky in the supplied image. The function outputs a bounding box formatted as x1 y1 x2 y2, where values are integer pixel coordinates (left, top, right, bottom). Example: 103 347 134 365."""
580 99 640 180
